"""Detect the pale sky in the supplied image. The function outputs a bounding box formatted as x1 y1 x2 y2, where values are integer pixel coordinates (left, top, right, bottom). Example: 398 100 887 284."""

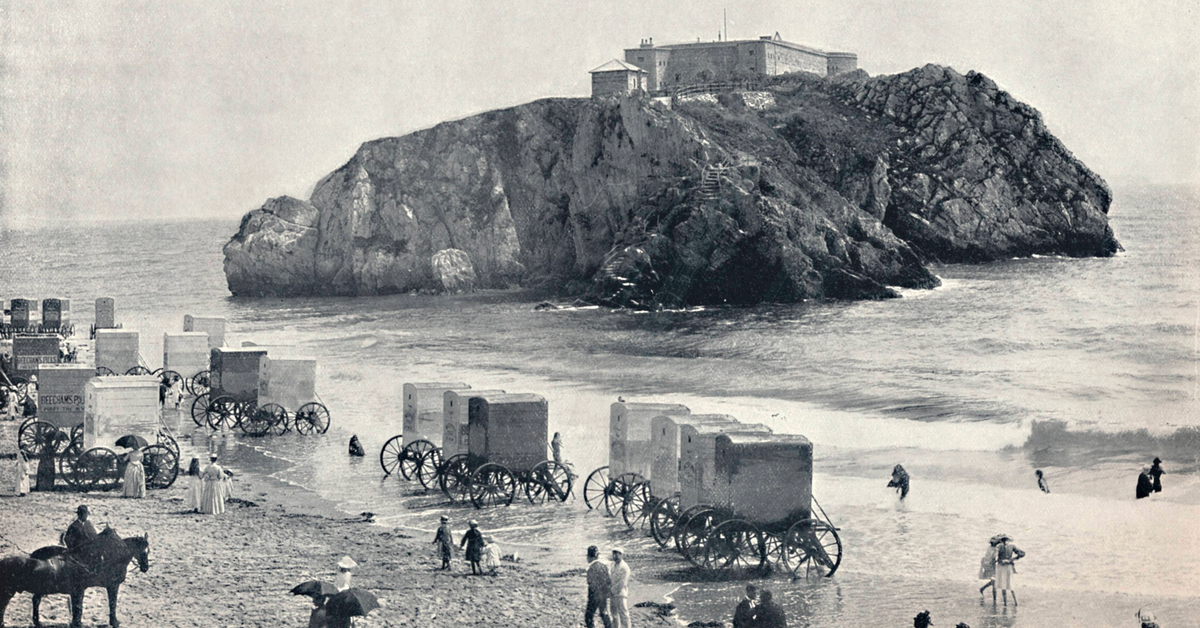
1 0 1197 225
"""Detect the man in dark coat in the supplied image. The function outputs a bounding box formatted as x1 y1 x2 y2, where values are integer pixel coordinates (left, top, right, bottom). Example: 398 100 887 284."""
585 545 612 628
1136 467 1153 499
755 590 786 628
432 515 454 570
732 584 757 628
460 519 484 575
63 505 97 550
348 435 365 457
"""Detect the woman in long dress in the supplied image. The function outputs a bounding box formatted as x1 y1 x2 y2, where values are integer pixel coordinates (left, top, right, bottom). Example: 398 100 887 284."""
200 454 226 514
123 448 146 498
184 458 203 512
978 535 1001 600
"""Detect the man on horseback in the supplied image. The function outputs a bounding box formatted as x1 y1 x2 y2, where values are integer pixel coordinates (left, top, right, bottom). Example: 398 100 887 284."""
62 505 97 551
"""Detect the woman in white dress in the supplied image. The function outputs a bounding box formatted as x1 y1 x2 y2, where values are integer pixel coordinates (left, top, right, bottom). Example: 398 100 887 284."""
200 454 225 514
184 458 203 512
122 449 146 498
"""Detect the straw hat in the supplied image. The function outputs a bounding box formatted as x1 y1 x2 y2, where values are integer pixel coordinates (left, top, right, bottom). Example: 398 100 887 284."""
611 547 624 555
337 556 357 569
439 515 449 522
469 519 478 527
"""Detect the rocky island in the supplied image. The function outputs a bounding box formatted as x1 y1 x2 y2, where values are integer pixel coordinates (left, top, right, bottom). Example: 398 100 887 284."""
223 64 1119 307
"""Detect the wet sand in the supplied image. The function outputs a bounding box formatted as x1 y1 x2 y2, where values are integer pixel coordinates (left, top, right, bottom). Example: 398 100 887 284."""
0 464 676 628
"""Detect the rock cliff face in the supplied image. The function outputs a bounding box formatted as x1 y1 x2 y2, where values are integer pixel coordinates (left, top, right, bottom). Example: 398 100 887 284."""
224 64 1119 305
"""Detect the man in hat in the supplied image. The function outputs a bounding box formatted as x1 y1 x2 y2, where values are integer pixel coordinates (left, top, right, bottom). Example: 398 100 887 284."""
460 520 484 575
432 515 454 570
63 505 97 550
334 555 356 591
732 584 758 628
584 545 612 628
609 548 631 628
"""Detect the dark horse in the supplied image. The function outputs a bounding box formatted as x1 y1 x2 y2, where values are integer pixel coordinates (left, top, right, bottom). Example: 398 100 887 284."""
0 528 150 628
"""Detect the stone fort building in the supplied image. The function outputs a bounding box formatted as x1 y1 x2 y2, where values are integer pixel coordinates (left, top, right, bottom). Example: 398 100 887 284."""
591 33 857 97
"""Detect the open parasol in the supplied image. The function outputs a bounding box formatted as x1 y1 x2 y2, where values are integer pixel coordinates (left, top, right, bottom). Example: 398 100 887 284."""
289 580 339 599
115 434 149 449
325 588 379 617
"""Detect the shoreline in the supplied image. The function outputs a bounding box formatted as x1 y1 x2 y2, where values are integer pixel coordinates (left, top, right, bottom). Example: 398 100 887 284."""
0 444 680 628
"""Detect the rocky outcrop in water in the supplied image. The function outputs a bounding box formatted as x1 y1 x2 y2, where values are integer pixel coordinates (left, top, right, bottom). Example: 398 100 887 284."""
223 64 1119 305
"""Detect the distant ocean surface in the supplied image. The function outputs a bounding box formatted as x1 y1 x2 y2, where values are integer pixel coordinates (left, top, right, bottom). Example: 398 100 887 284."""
2 184 1198 626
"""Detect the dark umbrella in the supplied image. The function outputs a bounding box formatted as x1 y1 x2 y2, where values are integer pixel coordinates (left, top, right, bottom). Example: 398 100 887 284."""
115 434 149 449
325 588 379 617
290 580 339 599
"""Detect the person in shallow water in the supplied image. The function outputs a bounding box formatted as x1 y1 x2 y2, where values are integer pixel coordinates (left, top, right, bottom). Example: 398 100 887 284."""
978 534 1001 600
1149 457 1164 493
1136 466 1153 499
348 434 365 457
887 464 910 499
913 610 933 628
993 534 1025 606
1036 469 1050 493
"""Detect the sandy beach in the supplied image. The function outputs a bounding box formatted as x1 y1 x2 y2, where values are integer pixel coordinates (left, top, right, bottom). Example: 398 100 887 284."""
0 458 676 628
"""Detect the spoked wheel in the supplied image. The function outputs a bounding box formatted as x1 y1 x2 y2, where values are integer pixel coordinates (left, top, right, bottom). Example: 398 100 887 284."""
242 403 284 436
293 402 330 435
73 447 120 492
95 366 114 376
583 466 609 510
156 431 180 458
6 376 32 403
206 396 240 430
379 435 405 477
673 505 711 551
415 448 444 490
64 424 85 457
159 370 183 392
187 370 211 397
18 420 68 458
125 366 152 376
649 495 680 548
604 472 645 517
782 519 843 579
524 460 574 504
399 440 435 480
469 463 517 509
190 393 211 426
438 454 472 502
704 519 766 577
142 444 179 489
268 408 292 435
678 508 722 567
58 455 83 489
763 531 786 568
621 481 654 530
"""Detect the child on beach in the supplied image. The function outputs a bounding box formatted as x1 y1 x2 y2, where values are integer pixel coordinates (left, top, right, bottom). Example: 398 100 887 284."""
433 515 454 570
460 520 485 575
482 536 501 575
185 458 202 511
888 464 910 499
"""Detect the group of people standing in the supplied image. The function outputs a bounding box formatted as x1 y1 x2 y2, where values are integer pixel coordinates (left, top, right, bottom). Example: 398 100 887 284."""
184 454 235 514
1136 457 1165 499
584 545 632 628
977 533 1025 606
431 516 500 575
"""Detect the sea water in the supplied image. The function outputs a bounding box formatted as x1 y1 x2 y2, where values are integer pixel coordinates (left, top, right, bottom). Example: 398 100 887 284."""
2 184 1197 627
